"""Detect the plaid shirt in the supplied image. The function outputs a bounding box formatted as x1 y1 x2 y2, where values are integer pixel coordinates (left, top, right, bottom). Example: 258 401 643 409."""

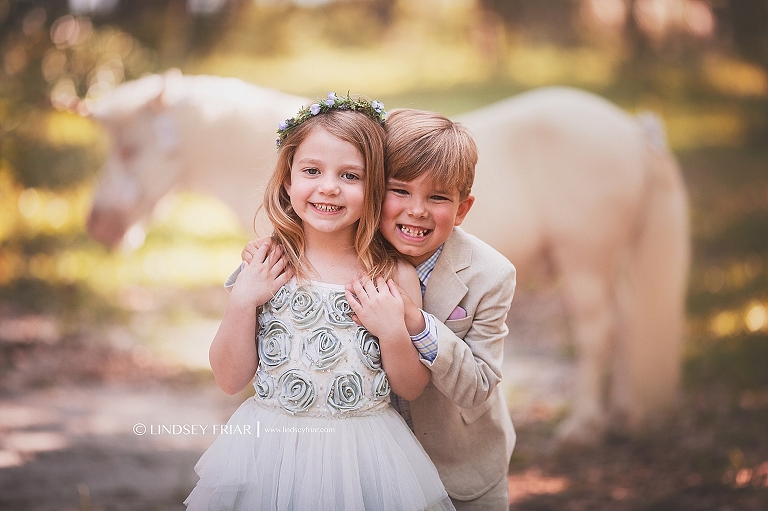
391 245 444 430
410 246 443 363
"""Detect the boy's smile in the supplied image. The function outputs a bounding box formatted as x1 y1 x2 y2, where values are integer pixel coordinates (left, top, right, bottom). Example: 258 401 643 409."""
382 173 474 265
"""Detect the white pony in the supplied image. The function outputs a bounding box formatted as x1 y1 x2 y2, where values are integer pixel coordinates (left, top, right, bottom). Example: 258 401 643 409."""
86 72 689 443
460 90 689 441
86 70 307 246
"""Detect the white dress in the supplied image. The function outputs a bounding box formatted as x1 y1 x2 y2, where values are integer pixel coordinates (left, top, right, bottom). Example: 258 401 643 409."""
185 278 455 511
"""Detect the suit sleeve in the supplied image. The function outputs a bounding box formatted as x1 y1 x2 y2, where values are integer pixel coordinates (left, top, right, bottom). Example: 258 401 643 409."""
423 262 516 409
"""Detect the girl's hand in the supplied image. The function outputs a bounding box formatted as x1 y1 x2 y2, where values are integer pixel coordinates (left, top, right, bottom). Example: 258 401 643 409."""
241 236 273 264
231 242 293 307
345 277 405 340
389 281 427 336
346 276 430 400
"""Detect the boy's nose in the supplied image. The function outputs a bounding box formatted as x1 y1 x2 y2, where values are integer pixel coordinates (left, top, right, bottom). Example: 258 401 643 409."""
408 202 428 218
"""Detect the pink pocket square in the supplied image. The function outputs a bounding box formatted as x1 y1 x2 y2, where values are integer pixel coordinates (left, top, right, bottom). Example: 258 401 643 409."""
448 306 467 320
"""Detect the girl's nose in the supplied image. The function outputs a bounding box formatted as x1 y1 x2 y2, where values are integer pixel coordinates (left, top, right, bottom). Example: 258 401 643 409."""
318 177 340 195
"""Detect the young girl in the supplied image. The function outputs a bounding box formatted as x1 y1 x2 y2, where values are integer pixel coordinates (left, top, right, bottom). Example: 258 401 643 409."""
185 94 454 511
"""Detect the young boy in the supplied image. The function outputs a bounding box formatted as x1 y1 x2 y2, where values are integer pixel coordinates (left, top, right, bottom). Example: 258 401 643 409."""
369 108 517 510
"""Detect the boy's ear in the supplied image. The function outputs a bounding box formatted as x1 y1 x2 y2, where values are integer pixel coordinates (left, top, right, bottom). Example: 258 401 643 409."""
453 194 475 226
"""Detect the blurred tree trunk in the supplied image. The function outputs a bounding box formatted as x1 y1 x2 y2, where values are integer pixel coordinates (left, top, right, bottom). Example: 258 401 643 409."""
726 0 768 144
619 0 659 96
159 0 191 64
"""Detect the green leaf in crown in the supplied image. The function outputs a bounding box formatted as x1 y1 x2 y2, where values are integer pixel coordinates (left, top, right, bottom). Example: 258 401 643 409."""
276 92 386 148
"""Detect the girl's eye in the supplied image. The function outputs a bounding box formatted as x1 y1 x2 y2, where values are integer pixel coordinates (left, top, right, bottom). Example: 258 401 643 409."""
304 168 320 175
389 188 408 196
341 172 359 181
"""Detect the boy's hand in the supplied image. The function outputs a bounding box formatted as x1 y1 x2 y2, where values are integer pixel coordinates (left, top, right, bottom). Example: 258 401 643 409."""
345 277 407 340
241 237 273 264
231 242 292 307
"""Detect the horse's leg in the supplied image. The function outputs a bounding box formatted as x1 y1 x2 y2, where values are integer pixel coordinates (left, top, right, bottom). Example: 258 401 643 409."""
554 264 618 444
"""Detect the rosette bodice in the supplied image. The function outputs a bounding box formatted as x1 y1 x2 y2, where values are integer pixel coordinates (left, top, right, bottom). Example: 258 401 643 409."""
253 278 391 417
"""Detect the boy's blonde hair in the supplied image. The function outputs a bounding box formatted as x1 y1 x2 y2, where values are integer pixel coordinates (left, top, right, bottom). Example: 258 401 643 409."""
262 108 396 281
384 108 477 200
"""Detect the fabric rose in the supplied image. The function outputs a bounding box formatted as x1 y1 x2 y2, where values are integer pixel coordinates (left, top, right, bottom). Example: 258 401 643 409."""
277 369 317 414
354 327 382 370
290 286 324 329
254 370 274 399
372 369 390 400
264 285 290 314
327 371 365 413
258 319 292 368
302 326 344 369
325 291 355 327
257 311 267 331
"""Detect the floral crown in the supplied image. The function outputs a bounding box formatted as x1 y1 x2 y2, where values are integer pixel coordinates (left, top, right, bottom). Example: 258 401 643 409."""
276 92 386 148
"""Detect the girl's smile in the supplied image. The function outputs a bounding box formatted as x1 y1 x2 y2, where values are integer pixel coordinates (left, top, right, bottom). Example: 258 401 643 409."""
312 202 343 212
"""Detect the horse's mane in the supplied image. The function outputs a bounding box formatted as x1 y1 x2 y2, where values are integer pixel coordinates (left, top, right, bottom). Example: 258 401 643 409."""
92 73 307 118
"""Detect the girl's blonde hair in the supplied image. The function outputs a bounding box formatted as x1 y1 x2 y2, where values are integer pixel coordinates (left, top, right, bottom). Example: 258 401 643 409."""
262 108 396 281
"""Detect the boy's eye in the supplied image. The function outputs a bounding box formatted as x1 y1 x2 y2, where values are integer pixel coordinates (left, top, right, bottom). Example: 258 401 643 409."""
431 195 449 201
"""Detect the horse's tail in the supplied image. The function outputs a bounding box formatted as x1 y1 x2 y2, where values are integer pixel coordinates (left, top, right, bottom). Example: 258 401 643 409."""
614 113 690 430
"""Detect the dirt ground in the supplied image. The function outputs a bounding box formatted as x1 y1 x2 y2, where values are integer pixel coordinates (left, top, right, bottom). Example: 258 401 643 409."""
0 291 767 511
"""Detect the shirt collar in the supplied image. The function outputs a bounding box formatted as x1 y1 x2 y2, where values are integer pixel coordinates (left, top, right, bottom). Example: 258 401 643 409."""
414 245 444 287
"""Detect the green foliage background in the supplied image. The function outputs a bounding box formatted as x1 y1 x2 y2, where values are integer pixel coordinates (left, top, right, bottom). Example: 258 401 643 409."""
0 0 766 394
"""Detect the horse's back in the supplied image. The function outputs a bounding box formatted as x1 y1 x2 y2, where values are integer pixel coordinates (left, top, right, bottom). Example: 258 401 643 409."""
458 87 650 263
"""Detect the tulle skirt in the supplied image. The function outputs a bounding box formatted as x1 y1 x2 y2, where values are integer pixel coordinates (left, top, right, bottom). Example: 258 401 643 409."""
184 397 454 511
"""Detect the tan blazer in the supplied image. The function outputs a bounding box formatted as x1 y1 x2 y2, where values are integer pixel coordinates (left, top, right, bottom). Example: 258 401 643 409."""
410 227 517 501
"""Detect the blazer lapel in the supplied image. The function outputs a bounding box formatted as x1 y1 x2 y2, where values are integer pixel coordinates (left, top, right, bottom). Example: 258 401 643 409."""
423 228 472 322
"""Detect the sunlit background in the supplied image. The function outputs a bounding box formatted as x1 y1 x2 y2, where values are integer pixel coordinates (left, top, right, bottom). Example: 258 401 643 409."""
1 0 767 509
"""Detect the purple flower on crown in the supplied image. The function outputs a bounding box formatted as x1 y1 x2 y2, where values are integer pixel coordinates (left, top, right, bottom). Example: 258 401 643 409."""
325 92 337 107
372 100 384 113
310 103 321 115
278 120 290 130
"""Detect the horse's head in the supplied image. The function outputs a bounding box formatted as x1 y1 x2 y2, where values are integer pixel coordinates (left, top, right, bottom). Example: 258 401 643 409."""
87 70 185 248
